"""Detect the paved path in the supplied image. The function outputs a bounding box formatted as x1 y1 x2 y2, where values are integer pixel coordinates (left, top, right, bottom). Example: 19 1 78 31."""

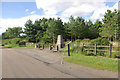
1 47 118 78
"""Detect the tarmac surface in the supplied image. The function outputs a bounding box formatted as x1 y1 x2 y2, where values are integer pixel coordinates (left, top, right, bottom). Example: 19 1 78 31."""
0 46 118 78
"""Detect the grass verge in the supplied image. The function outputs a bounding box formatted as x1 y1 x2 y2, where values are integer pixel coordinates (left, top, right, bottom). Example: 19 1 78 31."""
64 53 118 72
62 42 118 72
4 44 35 48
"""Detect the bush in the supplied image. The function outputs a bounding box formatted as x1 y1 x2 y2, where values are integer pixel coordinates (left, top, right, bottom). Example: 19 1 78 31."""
75 39 81 43
19 41 26 46
11 38 21 44
2 44 4 46
81 39 91 44
91 37 109 45
2 38 21 45
2 39 11 44
0 44 4 46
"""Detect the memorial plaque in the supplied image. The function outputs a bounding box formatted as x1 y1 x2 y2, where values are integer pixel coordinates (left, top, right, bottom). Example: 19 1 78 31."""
56 35 64 48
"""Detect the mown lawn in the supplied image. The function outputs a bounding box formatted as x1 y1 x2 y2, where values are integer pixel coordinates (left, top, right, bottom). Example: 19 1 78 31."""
64 54 118 72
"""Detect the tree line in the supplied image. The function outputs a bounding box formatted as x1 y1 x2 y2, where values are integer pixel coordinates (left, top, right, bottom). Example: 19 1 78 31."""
2 9 120 44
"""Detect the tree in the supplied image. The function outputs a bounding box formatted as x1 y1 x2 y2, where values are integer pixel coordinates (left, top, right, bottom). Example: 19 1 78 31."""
99 10 114 41
63 22 71 41
24 19 36 42
46 17 65 44
2 27 23 39
89 20 102 39
84 20 93 39
34 18 48 43
99 9 120 41
75 17 86 39
111 9 119 41
68 16 76 41
34 19 43 42
118 10 120 41
2 32 9 39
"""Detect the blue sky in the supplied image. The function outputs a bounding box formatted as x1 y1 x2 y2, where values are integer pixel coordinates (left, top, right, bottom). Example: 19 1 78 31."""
0 0 119 34
2 2 117 19
2 2 44 18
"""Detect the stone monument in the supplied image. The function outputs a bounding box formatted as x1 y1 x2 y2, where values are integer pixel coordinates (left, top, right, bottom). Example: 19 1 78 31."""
56 35 64 48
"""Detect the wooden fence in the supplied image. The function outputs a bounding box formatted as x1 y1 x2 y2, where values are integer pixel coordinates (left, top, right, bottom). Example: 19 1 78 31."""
82 43 120 57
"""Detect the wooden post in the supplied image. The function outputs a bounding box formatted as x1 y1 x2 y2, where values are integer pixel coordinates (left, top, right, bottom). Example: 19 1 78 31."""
81 43 84 53
49 45 50 50
68 44 70 56
95 44 97 56
49 45 52 50
42 45 44 49
109 44 112 57
82 43 84 47
38 44 40 48
57 45 59 51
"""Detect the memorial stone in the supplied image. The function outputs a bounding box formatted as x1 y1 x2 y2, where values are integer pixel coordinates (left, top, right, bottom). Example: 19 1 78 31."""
56 35 64 48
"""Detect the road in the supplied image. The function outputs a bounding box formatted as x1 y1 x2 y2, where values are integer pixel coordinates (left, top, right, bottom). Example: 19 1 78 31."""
1 46 118 78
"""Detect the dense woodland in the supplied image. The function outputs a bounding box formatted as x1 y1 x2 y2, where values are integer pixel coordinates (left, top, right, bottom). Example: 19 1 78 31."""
1 9 120 44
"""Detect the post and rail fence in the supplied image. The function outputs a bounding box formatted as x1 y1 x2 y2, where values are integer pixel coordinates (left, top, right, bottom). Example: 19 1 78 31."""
82 43 120 57
35 42 120 58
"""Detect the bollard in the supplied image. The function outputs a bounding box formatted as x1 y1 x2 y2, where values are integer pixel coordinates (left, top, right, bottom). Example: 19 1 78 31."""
68 44 70 56
49 45 52 50
57 45 59 51
42 45 44 49
35 44 37 48
38 44 40 48
49 45 51 50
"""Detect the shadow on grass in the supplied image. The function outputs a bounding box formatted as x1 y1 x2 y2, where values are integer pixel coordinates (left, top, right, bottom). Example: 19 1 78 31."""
85 53 95 56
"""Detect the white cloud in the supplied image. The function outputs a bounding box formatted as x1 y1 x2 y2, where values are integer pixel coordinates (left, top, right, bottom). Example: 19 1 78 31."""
90 6 109 20
0 0 119 35
25 9 36 15
30 11 36 14
0 15 69 34
90 2 119 21
35 0 119 21
111 2 118 11
62 3 96 17
1 0 35 2
25 9 29 12
35 0 109 17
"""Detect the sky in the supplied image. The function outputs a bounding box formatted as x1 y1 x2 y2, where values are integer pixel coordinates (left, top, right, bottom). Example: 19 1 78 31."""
0 0 119 34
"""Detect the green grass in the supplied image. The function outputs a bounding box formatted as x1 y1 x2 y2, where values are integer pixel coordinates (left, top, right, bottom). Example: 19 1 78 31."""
64 52 118 72
4 44 35 48
3 43 50 48
62 41 118 72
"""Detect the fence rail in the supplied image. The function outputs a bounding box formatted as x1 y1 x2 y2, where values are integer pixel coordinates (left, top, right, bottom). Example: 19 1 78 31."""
82 43 120 57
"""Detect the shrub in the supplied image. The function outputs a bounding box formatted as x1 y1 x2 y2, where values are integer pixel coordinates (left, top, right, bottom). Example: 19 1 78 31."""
0 44 4 46
91 37 109 45
2 44 4 46
81 39 91 44
11 38 21 44
19 41 26 46
2 39 11 44
75 39 81 43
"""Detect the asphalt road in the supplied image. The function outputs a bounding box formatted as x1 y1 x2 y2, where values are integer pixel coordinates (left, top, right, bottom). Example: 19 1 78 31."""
1 46 118 78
